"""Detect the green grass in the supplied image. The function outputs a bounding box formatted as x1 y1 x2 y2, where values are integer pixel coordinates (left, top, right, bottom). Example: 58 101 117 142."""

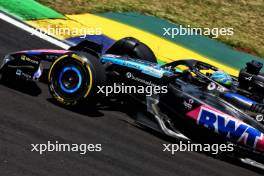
37 0 264 58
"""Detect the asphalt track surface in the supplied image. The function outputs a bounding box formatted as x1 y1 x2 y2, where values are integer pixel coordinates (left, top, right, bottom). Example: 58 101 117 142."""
0 18 262 176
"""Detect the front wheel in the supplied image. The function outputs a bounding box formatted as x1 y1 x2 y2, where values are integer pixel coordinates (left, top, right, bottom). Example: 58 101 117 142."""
48 52 105 106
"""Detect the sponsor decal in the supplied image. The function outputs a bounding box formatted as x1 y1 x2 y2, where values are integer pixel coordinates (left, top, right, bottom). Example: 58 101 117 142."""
16 69 22 76
183 99 194 110
207 82 225 92
126 72 158 87
16 69 32 79
21 55 39 65
187 105 264 151
256 114 264 122
207 82 217 90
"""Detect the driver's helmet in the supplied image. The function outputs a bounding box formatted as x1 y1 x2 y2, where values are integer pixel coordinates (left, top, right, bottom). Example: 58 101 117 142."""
210 70 233 86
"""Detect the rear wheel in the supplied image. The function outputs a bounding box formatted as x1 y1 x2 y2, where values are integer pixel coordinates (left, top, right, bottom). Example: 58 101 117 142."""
48 52 105 106
106 37 158 63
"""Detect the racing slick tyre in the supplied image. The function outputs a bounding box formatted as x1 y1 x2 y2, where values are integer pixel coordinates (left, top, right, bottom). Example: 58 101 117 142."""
48 52 105 106
106 37 158 63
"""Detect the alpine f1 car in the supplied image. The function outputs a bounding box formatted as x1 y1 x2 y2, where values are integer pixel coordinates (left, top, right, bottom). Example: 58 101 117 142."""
1 37 264 169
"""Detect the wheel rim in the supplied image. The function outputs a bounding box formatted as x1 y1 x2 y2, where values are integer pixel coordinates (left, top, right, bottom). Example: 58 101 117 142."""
58 66 82 93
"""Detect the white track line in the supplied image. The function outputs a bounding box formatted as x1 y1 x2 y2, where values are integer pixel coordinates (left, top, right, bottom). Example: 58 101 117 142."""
0 12 70 49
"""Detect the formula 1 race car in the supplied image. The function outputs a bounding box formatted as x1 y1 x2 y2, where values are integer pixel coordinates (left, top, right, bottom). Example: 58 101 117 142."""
1 37 264 169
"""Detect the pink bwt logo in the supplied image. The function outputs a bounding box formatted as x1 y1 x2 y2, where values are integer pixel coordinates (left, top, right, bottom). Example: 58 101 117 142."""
187 105 264 151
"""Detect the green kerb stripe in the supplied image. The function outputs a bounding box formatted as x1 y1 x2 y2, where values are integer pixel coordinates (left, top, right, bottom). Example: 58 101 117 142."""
0 0 64 20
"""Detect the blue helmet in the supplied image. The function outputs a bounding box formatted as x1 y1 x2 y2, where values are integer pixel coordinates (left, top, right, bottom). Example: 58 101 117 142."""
210 70 233 86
